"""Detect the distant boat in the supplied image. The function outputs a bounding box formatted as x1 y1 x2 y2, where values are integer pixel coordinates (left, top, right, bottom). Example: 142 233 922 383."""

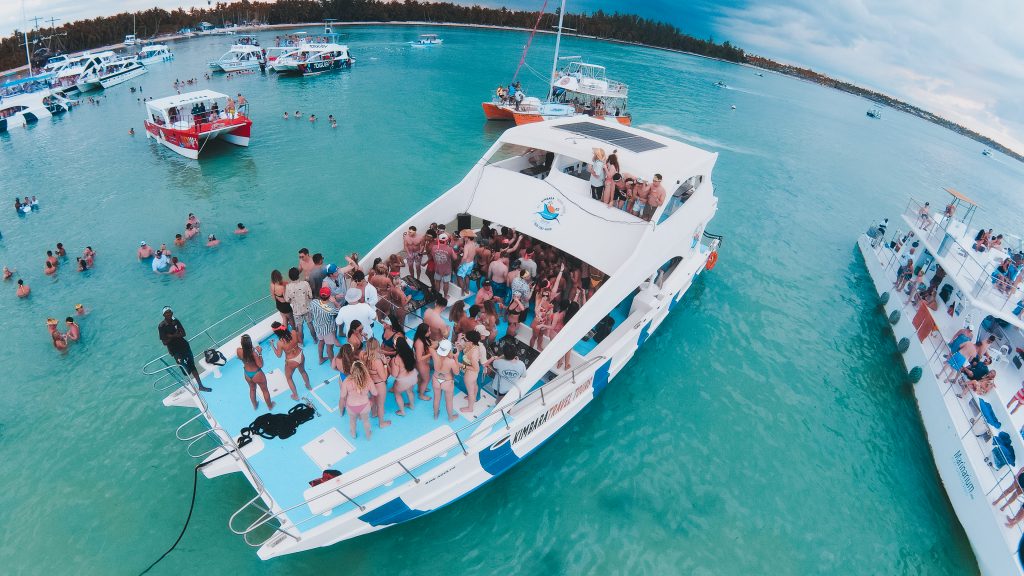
866 106 881 119
754 72 764 77
410 34 443 47
982 149 992 157
714 81 727 88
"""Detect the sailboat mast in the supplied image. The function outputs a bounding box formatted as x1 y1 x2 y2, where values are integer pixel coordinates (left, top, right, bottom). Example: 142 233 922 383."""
547 0 566 101
21 0 33 75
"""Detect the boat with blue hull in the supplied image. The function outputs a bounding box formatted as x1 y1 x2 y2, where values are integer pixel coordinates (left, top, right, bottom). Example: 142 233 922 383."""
142 118 721 559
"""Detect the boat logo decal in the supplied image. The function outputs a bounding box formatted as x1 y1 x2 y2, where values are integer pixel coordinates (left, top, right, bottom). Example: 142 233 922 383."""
511 378 592 445
559 77 571 86
533 196 564 231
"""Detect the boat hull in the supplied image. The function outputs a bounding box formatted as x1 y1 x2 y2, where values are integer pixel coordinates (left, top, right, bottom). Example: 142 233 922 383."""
253 249 712 559
513 111 631 126
209 61 261 73
275 58 353 76
856 235 1023 576
100 65 148 89
138 54 174 65
144 117 252 160
481 102 515 121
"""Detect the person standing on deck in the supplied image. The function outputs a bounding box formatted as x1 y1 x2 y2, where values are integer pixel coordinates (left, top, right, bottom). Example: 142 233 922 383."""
643 174 667 222
285 267 316 343
298 248 315 280
430 233 457 298
158 307 211 391
307 253 327 295
589 148 606 201
310 286 340 364
404 226 425 279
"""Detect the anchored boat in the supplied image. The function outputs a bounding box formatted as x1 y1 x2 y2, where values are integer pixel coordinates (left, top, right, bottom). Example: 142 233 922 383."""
143 90 252 160
142 118 721 558
858 188 1024 576
410 34 443 47
272 20 355 75
209 45 265 73
77 59 148 91
0 75 71 133
135 45 174 65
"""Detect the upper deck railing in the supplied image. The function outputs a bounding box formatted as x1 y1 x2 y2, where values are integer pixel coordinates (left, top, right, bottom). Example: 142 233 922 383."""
902 198 1024 316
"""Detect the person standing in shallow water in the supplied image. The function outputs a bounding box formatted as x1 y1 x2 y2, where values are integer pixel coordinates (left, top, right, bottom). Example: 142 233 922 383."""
158 307 211 391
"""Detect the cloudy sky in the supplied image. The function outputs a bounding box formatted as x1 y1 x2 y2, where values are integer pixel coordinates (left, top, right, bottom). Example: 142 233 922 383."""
4 0 1021 150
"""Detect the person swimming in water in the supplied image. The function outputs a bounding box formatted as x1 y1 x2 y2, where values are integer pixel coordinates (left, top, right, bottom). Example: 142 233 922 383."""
16 279 30 297
235 222 248 235
138 241 154 259
47 318 68 351
65 317 81 341
2 265 13 280
75 303 88 316
206 234 219 247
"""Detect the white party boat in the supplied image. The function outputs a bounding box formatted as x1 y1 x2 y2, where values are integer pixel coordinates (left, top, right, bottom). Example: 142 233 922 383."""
144 90 252 160
136 45 174 65
209 45 265 73
858 188 1024 575
142 118 721 559
0 74 72 133
76 58 148 91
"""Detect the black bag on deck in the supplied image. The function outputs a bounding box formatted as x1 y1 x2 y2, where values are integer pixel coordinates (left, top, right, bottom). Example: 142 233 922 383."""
237 403 316 447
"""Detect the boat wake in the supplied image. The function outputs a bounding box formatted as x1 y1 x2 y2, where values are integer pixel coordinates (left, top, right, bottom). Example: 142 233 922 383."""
638 124 763 156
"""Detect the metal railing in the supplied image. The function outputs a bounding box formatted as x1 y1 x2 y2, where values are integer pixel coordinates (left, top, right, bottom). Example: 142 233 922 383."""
142 295 272 391
901 199 1023 315
229 354 607 548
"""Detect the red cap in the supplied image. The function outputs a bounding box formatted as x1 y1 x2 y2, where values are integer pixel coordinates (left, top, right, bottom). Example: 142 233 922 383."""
319 286 332 298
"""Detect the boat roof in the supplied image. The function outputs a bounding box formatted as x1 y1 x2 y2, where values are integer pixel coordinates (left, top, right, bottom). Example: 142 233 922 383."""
945 186 978 207
146 90 228 110
467 118 717 273
1 72 54 89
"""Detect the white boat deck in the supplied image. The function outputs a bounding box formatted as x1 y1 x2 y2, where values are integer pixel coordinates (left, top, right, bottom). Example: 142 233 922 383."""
863 237 1024 557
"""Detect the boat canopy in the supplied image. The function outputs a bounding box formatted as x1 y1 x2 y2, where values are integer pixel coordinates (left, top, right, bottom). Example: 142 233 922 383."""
944 187 979 207
466 119 717 273
146 90 228 112
1 72 54 89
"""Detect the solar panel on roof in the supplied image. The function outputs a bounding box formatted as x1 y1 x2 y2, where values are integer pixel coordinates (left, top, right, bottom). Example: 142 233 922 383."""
554 121 666 153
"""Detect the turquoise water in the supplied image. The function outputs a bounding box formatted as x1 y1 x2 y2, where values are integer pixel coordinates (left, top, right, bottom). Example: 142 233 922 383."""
3 24 1024 574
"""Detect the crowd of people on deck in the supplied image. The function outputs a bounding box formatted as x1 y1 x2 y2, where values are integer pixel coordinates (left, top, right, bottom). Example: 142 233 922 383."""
495 81 525 110
588 148 667 220
213 221 611 441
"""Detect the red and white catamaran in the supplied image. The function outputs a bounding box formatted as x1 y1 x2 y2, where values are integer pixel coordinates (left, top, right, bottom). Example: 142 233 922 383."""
144 90 252 160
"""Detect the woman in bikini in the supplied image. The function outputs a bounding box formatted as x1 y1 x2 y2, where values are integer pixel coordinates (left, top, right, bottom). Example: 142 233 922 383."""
270 270 295 330
271 321 310 401
531 289 553 351
430 339 461 422
480 300 500 347
413 323 433 401
380 313 403 358
339 361 377 440
390 336 418 415
459 330 483 413
237 334 273 410
362 337 392 429
332 343 358 384
602 151 620 206
506 291 526 341
347 320 366 351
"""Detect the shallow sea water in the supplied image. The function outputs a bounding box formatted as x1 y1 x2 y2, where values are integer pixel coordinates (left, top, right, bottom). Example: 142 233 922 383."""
3 24 1023 575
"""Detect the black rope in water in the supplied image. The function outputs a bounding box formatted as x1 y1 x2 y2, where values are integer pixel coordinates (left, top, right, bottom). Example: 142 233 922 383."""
138 448 236 575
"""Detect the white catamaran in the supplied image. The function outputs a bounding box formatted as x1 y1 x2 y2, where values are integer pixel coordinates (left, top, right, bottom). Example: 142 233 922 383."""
859 188 1024 575
143 118 721 559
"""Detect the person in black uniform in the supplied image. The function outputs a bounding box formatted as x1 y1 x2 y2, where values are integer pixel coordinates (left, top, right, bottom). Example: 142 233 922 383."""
159 307 211 391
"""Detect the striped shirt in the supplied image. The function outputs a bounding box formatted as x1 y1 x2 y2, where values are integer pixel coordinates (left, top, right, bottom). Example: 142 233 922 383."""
308 299 338 340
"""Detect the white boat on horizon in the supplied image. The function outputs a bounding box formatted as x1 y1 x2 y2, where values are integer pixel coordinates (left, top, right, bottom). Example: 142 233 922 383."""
136 45 174 65
858 188 1024 576
209 45 265 73
142 118 722 559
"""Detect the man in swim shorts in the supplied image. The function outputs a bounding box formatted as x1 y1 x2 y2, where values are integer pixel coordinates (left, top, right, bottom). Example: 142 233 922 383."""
404 226 425 279
456 229 478 293
137 241 154 260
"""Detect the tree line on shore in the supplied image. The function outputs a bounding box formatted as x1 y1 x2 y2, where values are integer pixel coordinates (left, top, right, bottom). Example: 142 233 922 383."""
0 0 745 72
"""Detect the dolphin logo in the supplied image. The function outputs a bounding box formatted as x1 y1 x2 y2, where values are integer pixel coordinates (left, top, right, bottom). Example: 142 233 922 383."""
536 202 560 222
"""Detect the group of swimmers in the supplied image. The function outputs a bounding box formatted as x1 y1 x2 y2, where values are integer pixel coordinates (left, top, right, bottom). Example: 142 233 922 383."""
14 196 39 214
46 310 85 351
43 243 95 275
140 212 249 275
282 110 338 128
243 222 607 440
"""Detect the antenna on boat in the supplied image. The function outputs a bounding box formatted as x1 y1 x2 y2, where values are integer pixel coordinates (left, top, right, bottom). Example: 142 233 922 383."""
547 0 567 101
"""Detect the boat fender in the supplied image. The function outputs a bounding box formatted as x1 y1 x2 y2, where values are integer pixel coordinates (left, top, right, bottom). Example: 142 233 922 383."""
879 291 890 305
888 310 900 325
897 338 910 354
705 251 718 270
908 366 923 384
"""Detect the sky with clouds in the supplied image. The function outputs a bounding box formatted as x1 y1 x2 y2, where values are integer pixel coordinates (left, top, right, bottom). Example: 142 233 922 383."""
3 0 1020 150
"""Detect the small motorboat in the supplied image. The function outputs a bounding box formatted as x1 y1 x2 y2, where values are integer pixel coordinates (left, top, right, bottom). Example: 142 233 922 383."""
209 45 265 73
866 106 882 119
714 81 727 88
135 45 174 65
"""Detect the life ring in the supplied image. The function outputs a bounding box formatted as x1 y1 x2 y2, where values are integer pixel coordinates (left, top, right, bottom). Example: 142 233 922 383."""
705 251 718 270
